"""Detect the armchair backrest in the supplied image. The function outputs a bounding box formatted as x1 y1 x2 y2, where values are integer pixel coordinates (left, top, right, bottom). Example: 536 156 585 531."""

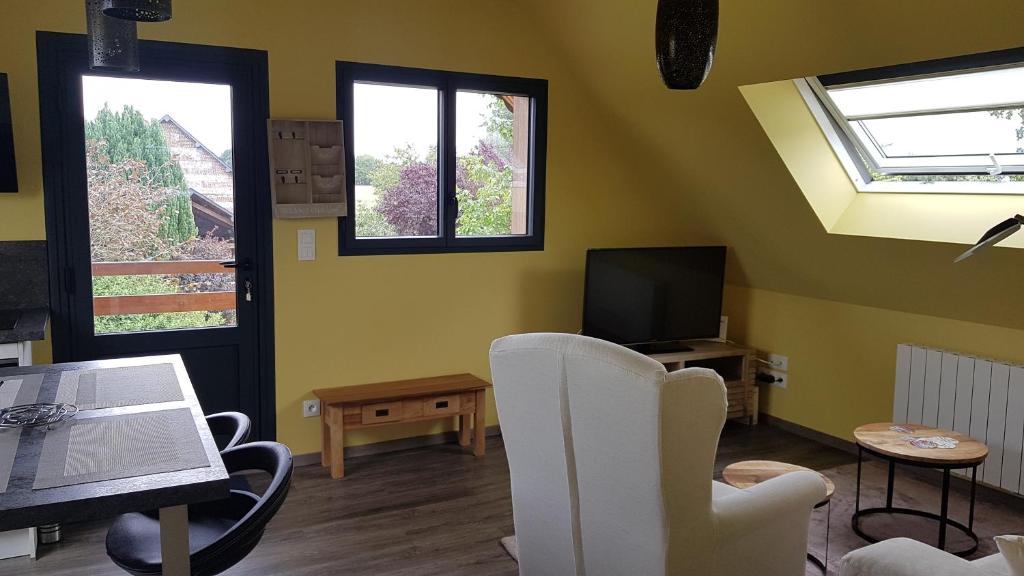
490 333 586 576
490 333 728 576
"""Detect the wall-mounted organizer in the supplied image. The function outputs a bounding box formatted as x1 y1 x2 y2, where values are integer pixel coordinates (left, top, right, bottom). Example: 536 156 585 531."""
268 119 347 218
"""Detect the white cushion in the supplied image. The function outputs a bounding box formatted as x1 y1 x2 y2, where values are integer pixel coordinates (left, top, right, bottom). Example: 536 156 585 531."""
996 536 1024 576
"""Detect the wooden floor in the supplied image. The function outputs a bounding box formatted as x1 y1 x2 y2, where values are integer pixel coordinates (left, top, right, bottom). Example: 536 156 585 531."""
0 423 947 575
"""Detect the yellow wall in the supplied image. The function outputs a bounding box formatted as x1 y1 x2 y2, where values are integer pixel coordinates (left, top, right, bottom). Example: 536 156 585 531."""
725 286 1024 441
7 0 1024 452
0 1 695 454
521 0 1024 440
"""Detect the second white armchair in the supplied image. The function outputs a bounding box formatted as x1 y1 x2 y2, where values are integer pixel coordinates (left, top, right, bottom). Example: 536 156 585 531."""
490 333 827 576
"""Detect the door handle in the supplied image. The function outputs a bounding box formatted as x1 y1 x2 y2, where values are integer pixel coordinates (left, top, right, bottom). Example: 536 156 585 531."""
219 259 252 271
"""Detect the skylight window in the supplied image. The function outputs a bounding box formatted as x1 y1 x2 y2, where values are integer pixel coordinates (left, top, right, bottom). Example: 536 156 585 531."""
801 50 1024 192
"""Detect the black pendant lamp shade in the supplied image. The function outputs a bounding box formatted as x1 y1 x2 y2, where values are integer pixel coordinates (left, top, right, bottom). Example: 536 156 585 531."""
102 0 172 22
656 0 719 90
87 0 140 72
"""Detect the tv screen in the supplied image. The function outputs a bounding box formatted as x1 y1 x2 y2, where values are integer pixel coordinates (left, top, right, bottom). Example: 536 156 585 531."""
582 246 726 347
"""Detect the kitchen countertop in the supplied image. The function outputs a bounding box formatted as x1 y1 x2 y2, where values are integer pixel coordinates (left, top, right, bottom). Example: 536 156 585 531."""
0 307 49 344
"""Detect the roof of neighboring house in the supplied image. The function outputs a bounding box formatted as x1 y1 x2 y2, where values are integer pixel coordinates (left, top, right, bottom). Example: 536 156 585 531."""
159 114 233 174
189 188 234 238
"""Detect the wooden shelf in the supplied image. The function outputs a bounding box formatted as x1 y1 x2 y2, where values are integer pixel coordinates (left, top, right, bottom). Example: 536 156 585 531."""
646 340 758 424
268 119 347 219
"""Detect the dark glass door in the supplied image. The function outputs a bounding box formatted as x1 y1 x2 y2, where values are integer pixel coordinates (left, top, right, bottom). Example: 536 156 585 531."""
38 33 275 439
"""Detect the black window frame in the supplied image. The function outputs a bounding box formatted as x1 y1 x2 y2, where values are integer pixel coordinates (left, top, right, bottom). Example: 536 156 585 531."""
336 61 548 256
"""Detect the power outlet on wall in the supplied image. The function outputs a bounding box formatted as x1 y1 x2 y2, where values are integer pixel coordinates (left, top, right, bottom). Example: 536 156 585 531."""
302 399 321 418
757 352 789 389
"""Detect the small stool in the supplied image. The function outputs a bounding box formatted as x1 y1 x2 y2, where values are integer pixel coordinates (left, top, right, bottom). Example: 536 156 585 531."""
722 460 835 574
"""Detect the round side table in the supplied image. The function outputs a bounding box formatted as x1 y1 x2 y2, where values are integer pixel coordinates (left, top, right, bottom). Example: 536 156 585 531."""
853 422 988 557
722 460 835 574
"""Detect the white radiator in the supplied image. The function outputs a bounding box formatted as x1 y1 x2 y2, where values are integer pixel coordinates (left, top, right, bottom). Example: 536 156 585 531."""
894 344 1024 495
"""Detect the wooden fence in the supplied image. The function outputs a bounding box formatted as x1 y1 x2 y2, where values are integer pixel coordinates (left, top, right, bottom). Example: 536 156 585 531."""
91 260 234 316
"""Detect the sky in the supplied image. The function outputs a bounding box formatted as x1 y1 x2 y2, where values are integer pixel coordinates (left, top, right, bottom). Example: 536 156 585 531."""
353 83 494 159
82 75 233 154
80 76 495 161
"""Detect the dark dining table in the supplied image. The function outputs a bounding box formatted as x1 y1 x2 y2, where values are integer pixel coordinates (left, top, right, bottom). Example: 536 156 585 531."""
0 354 229 575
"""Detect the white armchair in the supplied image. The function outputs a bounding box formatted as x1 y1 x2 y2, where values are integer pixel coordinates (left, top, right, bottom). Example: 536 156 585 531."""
490 333 827 576
839 538 1011 576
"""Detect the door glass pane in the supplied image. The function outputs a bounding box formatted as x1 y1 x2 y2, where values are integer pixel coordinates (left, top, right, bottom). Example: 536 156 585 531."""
81 76 236 334
352 82 439 238
455 92 530 237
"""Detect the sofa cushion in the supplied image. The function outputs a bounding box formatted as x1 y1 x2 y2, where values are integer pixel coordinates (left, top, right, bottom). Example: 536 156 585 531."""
995 536 1024 576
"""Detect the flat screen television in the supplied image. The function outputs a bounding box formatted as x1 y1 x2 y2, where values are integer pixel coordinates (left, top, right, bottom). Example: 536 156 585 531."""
582 246 726 353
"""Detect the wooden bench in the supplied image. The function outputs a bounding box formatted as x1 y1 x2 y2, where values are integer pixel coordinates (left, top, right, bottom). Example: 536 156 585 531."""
313 374 492 479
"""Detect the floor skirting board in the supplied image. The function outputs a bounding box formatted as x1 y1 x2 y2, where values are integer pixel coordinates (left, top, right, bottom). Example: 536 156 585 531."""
292 425 503 468
758 413 858 455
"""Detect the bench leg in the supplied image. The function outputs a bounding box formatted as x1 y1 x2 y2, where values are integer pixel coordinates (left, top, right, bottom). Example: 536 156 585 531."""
328 407 345 479
474 389 486 457
458 415 471 447
321 409 330 468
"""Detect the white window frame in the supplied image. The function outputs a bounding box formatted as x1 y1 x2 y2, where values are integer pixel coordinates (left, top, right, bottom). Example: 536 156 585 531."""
798 64 1024 195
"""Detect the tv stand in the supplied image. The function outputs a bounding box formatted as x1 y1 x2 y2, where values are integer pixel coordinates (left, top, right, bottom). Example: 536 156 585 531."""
628 341 694 354
643 340 758 424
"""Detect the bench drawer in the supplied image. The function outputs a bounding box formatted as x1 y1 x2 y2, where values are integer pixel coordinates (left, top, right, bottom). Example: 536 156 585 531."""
423 394 460 416
361 401 403 424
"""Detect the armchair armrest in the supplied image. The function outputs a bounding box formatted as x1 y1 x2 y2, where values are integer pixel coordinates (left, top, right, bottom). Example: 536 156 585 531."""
711 470 826 575
714 470 826 540
838 538 980 576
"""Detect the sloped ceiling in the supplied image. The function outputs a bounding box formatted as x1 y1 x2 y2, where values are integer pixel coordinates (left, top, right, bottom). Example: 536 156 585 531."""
521 0 1024 329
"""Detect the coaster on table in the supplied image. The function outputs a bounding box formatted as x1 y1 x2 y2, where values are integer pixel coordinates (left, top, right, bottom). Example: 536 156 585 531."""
55 363 182 410
33 408 209 490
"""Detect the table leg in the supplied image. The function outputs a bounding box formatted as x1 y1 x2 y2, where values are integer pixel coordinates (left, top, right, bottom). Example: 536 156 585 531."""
855 447 862 513
969 466 978 531
825 500 831 570
885 460 896 509
939 469 951 550
458 415 471 447
320 408 330 468
473 389 486 457
328 406 345 479
159 505 190 576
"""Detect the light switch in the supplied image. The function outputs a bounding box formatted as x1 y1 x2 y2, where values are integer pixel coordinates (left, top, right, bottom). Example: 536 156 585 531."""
298 229 315 261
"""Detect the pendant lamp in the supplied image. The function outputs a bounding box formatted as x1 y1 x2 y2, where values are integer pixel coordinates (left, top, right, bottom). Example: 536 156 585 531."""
86 0 139 72
102 0 172 22
656 0 719 90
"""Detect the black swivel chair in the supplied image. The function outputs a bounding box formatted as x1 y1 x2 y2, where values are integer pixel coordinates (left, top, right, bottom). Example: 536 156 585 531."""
106 441 293 576
205 412 251 452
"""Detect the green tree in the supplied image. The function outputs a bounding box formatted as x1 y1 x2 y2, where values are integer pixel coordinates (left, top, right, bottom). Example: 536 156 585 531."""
220 149 233 169
354 154 382 186
86 104 198 244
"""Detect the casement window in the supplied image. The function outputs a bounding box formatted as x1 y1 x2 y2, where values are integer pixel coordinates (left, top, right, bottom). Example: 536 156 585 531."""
336 62 548 255
800 48 1024 193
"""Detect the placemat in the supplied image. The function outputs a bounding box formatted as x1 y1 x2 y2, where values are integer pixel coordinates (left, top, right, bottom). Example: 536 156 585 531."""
55 363 182 410
33 408 209 490
0 373 45 409
0 429 20 494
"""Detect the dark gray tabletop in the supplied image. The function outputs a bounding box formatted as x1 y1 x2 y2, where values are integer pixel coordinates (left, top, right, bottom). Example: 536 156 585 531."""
0 355 229 530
